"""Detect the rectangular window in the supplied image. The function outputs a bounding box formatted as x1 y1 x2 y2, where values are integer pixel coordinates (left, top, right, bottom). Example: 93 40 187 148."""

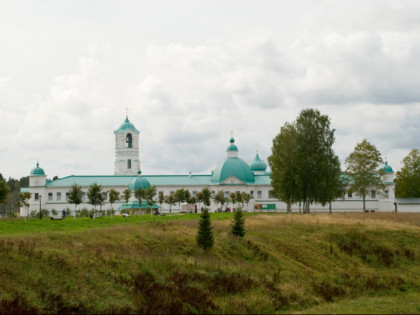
82 192 86 201
384 190 389 198
102 192 108 200
225 191 230 197
57 192 61 201
34 193 39 200
192 191 197 197
66 192 69 201
269 190 275 199
127 159 132 169
257 191 262 199
211 191 215 197
250 190 254 199
48 193 53 201
371 190 376 199
170 191 174 195
348 191 352 198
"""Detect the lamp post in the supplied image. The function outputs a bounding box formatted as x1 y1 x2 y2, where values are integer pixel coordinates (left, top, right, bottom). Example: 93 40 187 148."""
39 195 42 219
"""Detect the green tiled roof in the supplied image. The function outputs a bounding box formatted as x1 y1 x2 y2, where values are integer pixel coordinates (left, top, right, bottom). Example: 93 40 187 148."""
46 173 270 187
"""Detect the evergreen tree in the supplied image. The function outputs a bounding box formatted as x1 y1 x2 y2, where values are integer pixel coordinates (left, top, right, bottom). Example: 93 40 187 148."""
196 208 214 250
231 208 245 237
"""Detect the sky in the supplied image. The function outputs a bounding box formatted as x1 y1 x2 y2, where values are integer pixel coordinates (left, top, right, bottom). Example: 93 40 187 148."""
1 0 420 179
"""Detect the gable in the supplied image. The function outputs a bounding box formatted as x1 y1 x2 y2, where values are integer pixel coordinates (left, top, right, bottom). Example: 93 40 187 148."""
221 175 245 185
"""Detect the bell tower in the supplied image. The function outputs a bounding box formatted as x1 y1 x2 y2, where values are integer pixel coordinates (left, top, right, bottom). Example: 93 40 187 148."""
114 110 140 175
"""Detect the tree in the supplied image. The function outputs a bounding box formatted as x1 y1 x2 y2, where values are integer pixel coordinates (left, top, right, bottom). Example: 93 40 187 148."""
165 194 176 213
122 189 132 215
87 183 105 219
231 208 245 237
18 192 31 222
158 191 165 210
144 186 157 216
174 188 186 209
201 188 211 208
269 109 340 214
269 123 300 214
235 191 243 209
108 189 120 216
241 192 251 211
395 149 420 198
67 184 83 219
196 208 214 250
0 179 9 204
134 187 145 214
345 139 385 212
196 191 204 209
229 192 237 211
213 191 225 211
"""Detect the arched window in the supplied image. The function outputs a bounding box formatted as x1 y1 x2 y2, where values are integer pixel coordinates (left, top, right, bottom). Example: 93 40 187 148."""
126 133 132 148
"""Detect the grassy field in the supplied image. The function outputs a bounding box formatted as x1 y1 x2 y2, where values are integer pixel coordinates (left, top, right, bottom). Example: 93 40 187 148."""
0 212 419 314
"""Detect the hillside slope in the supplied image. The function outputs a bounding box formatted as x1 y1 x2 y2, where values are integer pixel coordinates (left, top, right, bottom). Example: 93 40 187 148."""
0 213 419 314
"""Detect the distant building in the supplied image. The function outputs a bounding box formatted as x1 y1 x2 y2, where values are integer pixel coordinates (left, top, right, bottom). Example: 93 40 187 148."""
20 116 397 215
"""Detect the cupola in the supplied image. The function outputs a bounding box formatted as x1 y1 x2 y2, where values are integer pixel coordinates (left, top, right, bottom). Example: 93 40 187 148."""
251 153 267 173
226 135 239 158
30 162 45 176
128 169 151 191
383 161 394 173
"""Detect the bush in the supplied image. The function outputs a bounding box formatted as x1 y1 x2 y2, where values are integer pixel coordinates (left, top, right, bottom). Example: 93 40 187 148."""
7 211 17 218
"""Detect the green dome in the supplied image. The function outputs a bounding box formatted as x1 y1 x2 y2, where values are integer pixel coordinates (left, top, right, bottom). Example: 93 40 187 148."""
30 162 45 176
227 137 238 151
227 144 238 151
383 161 394 173
129 170 150 191
251 153 267 172
115 117 140 134
211 157 255 184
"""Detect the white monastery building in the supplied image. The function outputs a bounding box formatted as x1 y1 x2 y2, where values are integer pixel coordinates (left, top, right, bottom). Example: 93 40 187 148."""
21 116 402 216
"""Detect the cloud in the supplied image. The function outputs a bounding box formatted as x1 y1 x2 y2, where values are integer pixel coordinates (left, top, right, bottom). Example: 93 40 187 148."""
2 1 420 179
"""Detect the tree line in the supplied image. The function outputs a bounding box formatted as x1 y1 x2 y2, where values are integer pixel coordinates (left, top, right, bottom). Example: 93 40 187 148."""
268 108 420 213
13 182 253 218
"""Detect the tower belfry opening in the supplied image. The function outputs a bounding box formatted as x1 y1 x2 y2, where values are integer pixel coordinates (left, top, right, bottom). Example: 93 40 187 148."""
126 133 132 148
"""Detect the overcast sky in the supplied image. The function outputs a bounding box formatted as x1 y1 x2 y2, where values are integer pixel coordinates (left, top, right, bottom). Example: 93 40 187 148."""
1 0 420 179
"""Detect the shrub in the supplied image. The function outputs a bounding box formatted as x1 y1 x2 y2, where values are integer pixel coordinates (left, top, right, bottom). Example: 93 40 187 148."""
7 211 17 218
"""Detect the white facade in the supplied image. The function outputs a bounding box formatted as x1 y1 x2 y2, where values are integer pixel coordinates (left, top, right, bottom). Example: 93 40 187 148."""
20 117 403 216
